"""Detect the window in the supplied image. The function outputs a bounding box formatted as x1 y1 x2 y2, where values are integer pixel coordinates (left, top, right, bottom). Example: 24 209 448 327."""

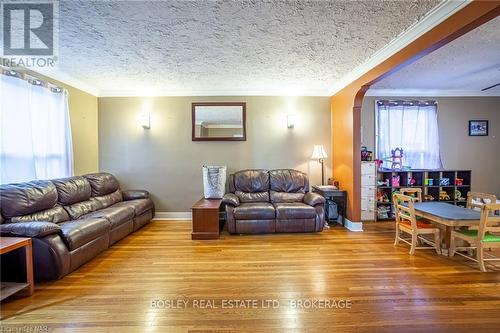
0 71 73 184
376 100 442 170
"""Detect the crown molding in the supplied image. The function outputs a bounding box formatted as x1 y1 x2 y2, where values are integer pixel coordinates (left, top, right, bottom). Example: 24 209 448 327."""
329 0 471 95
97 88 331 97
366 88 500 97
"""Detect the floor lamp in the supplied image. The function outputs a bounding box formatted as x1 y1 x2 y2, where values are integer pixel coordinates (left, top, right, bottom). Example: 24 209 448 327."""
311 145 327 185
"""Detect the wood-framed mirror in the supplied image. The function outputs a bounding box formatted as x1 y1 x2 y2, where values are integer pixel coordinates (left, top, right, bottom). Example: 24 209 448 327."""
192 102 246 141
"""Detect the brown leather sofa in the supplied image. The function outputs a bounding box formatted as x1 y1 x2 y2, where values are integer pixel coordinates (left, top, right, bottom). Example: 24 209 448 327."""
0 173 154 281
223 169 325 234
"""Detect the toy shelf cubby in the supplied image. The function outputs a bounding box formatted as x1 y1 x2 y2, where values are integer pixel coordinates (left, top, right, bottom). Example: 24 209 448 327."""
376 169 471 221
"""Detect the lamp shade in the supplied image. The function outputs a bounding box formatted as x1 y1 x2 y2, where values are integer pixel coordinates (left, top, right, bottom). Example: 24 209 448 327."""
311 145 327 159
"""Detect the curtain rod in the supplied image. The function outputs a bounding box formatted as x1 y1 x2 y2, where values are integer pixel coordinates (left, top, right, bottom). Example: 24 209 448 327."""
376 100 437 107
0 65 65 93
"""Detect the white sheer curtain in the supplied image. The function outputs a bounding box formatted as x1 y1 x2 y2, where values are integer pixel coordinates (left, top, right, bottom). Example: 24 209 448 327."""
376 100 442 169
0 73 73 184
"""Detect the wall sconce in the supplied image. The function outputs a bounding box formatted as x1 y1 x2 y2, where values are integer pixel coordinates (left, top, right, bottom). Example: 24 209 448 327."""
287 114 295 129
140 113 151 129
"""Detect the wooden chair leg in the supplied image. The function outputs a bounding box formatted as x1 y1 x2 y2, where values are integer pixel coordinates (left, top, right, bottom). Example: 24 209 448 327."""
478 244 486 272
394 225 400 247
434 231 441 255
448 235 457 257
410 232 417 255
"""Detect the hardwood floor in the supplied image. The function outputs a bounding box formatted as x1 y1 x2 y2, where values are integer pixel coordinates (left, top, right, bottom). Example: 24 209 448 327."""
1 221 500 332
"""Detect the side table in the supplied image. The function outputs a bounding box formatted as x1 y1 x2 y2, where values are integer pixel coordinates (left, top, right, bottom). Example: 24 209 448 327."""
1 237 34 300
191 198 222 240
312 186 347 227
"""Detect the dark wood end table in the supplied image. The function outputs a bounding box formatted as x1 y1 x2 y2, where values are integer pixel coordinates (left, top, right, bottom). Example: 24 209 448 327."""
191 198 222 240
1 237 34 300
312 186 347 227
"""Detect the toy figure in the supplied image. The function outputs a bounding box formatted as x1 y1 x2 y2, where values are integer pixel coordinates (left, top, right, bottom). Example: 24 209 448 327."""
439 191 450 201
423 194 434 201
390 148 403 170
361 146 368 161
366 151 373 161
377 190 389 202
455 190 462 201
455 178 464 186
361 147 373 162
391 175 400 187
377 190 384 202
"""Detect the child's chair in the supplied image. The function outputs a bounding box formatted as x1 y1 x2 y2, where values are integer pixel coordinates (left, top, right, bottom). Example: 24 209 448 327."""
466 192 497 211
393 193 441 255
450 203 500 272
400 188 422 202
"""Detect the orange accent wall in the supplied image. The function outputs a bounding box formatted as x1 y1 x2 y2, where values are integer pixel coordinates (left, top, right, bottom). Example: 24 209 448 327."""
331 1 500 222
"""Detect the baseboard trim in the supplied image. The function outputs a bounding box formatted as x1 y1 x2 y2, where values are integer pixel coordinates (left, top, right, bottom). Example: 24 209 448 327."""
341 217 363 232
153 211 192 221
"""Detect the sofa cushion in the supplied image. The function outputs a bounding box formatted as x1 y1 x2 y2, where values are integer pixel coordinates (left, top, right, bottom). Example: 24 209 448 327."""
234 203 275 220
274 203 316 219
63 199 104 220
235 191 269 203
270 169 309 193
222 193 240 207
52 176 92 205
84 173 120 196
270 191 305 204
303 192 326 206
0 180 57 218
234 169 269 193
112 198 154 216
10 205 70 224
122 190 149 200
93 189 123 208
0 221 61 238
58 218 110 251
82 206 134 228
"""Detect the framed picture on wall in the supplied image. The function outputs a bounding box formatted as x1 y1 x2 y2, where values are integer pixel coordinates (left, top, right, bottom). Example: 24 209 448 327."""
468 120 488 136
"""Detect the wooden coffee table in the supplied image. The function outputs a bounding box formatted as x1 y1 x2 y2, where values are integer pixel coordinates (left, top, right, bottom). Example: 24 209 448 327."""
191 198 222 240
0 237 34 300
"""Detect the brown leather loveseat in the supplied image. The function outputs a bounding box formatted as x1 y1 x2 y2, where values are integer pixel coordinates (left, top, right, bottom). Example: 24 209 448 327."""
222 169 325 234
0 173 154 281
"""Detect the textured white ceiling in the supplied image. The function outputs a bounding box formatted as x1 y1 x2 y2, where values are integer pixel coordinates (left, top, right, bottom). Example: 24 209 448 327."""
53 0 441 96
372 17 500 93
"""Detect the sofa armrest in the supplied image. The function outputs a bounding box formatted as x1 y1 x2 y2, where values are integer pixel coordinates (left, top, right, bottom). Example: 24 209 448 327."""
122 190 150 200
303 192 326 207
0 222 61 238
222 193 240 207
